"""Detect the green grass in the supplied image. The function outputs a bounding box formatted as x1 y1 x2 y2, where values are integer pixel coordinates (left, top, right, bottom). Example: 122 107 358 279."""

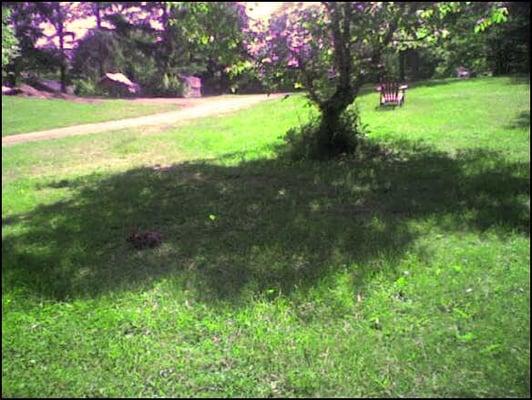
1 96 182 136
2 76 530 397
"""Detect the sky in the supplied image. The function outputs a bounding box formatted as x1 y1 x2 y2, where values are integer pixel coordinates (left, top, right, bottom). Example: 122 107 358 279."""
246 2 286 20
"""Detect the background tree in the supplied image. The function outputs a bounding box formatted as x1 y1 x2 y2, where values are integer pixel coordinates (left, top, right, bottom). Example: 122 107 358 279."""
4 2 523 102
3 2 54 86
2 6 19 79
72 10 159 95
43 2 80 92
391 2 525 80
71 2 249 96
89 1 115 76
482 2 529 75
5 2 91 91
167 2 250 94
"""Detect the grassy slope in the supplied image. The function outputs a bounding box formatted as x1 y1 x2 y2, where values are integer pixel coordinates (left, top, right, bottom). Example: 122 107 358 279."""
2 77 530 397
1 96 181 136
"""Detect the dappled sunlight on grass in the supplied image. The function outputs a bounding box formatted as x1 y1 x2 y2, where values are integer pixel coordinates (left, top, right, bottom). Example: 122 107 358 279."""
3 143 528 303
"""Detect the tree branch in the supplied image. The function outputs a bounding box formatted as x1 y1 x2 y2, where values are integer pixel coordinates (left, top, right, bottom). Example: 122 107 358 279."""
294 53 324 107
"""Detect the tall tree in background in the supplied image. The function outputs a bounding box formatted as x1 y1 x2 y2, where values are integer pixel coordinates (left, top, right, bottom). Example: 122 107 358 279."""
2 6 19 78
167 2 249 93
485 2 529 75
72 3 156 77
71 2 248 95
72 9 159 93
3 1 521 101
46 2 76 92
90 1 116 76
3 2 53 86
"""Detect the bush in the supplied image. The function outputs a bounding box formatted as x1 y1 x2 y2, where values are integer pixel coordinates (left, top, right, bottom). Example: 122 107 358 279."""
280 106 367 161
158 73 184 97
281 115 321 161
73 78 102 97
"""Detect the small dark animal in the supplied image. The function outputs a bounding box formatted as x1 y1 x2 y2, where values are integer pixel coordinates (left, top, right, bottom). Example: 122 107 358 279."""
282 94 290 100
127 229 163 249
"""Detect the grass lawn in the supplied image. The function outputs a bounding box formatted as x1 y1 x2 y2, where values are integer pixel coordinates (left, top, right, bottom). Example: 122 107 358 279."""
2 76 530 397
1 96 182 136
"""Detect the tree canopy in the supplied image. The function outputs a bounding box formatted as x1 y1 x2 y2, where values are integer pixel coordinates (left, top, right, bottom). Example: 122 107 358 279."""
2 6 19 77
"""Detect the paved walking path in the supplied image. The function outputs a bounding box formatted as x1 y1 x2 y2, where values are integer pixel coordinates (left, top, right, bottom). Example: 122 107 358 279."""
2 93 286 146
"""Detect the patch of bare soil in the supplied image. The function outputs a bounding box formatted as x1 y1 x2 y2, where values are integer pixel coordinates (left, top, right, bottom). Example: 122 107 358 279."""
127 93 288 108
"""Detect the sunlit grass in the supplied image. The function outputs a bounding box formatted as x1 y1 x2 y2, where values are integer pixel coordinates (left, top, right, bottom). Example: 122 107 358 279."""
2 76 530 397
1 96 182 136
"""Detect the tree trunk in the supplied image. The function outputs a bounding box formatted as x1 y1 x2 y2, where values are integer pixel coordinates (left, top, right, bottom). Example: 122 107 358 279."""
60 64 66 93
399 50 405 81
56 4 67 93
95 3 101 29
91 4 104 77
412 50 420 80
315 3 359 158
160 3 171 72
317 86 358 158
162 2 168 27
318 105 343 156
59 34 66 93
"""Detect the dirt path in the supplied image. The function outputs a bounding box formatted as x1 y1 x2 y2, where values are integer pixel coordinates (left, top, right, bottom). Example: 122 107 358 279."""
2 93 287 146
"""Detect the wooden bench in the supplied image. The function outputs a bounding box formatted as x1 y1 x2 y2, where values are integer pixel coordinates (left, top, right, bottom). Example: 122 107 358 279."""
376 82 408 107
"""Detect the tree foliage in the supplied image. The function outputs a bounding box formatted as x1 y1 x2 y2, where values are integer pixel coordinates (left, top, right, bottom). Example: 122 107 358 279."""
72 12 159 94
166 2 249 94
2 1 525 107
70 2 248 95
4 2 249 95
3 2 54 85
2 6 19 77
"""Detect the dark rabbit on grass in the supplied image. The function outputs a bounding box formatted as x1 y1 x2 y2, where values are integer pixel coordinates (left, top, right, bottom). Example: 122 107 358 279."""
127 228 163 249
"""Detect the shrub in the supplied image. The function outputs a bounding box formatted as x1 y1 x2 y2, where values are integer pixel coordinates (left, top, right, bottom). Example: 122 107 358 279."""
159 73 184 97
73 78 102 97
280 106 367 161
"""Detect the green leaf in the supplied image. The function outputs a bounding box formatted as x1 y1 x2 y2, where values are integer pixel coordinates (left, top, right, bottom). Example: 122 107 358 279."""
395 276 407 288
453 307 470 319
481 343 502 354
456 332 476 342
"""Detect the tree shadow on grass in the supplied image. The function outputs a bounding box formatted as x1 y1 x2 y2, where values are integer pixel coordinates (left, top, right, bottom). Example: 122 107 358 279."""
509 74 530 85
506 111 530 130
359 78 458 96
2 142 529 304
403 78 464 89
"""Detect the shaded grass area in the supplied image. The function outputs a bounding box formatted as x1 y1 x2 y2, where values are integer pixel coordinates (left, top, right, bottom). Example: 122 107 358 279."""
2 77 530 397
3 145 529 301
1 96 181 136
